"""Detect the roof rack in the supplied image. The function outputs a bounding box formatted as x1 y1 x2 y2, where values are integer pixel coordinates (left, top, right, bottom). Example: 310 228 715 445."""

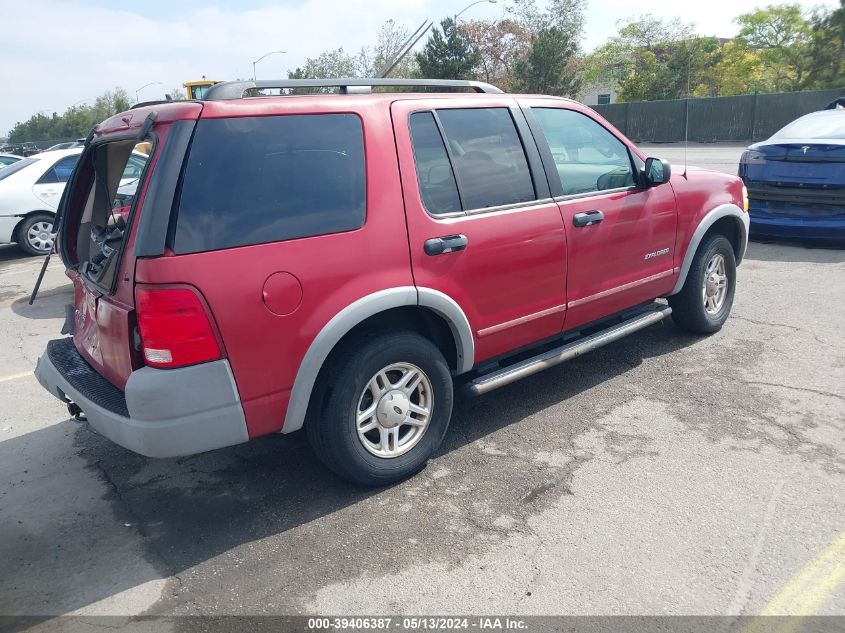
202 78 503 100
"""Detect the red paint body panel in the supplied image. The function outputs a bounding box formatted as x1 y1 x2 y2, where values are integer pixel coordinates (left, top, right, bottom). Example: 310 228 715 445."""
58 93 746 442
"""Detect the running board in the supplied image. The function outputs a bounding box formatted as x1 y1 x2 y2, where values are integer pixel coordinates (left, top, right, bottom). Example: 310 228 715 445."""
467 305 673 396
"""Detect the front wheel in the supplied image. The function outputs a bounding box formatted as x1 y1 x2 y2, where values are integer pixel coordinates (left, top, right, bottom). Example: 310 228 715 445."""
668 234 737 334
307 331 454 486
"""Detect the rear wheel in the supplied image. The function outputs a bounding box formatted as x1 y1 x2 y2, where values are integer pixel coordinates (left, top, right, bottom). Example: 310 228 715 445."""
307 331 454 486
669 234 736 334
16 213 55 256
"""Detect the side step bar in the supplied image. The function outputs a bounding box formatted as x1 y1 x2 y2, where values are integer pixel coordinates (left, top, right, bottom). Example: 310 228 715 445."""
467 305 673 396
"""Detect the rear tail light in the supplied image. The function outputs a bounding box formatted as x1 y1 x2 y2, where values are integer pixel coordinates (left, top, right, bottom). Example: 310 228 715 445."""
135 286 221 369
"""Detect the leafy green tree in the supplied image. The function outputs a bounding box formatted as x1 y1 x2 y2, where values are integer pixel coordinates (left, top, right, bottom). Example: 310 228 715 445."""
415 18 481 80
803 0 845 89
514 26 580 96
734 4 813 91
583 15 723 101
9 87 132 142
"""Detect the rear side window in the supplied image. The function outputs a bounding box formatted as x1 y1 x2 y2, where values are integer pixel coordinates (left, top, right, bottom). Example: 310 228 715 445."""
408 107 536 214
409 112 462 215
37 155 80 184
174 114 366 253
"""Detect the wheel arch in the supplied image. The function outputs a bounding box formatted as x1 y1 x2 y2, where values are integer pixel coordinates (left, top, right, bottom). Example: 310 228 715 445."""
281 287 474 434
11 209 56 242
668 203 749 296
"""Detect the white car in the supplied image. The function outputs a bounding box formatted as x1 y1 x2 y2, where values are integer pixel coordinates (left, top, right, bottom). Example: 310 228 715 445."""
0 148 147 255
0 153 22 168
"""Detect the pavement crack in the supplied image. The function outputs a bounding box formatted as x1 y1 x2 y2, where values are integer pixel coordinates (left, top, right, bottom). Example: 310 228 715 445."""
742 380 845 403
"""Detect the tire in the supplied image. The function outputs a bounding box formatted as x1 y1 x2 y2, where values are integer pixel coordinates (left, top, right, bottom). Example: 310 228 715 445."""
307 331 454 486
16 213 55 256
668 234 736 334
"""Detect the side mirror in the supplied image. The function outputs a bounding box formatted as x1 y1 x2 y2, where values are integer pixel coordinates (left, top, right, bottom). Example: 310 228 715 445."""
644 157 671 186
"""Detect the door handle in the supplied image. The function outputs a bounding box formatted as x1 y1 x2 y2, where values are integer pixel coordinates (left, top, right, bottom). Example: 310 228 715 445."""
424 234 468 256
573 210 604 227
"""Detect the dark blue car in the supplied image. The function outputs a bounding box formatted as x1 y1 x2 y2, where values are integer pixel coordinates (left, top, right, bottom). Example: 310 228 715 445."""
739 107 845 241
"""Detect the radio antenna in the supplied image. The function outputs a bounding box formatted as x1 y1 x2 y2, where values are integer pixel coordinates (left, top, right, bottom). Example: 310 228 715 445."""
683 98 689 179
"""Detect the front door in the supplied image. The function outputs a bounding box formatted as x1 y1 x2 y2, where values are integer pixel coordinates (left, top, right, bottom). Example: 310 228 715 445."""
391 98 568 364
522 100 678 330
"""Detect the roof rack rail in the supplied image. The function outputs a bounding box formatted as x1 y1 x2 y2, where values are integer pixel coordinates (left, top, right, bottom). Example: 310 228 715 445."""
202 78 503 100
130 100 176 110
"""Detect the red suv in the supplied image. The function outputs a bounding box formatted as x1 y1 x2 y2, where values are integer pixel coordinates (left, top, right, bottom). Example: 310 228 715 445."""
35 79 749 485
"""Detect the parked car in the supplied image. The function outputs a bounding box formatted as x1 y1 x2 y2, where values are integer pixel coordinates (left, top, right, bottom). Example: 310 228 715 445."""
739 108 845 241
0 148 147 255
0 153 22 168
0 142 41 157
35 78 749 485
45 139 85 151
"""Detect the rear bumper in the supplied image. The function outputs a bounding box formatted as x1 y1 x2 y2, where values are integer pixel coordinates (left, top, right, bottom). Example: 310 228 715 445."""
35 338 250 458
748 204 845 241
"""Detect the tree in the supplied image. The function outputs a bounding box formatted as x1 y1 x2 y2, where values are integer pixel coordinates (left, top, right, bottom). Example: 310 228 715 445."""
364 19 419 77
415 18 481 80
288 47 365 80
734 4 813 91
8 87 133 142
696 40 767 96
506 0 586 42
514 26 580 96
582 15 721 101
166 87 187 101
803 0 845 89
460 18 531 90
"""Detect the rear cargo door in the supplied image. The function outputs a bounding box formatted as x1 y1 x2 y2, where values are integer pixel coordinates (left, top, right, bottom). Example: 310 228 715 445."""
60 106 202 388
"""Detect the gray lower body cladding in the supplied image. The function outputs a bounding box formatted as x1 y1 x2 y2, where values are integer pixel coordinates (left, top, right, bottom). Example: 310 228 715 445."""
35 338 249 458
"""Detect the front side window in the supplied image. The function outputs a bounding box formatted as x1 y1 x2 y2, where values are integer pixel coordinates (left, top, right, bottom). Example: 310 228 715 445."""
174 113 366 253
533 108 635 196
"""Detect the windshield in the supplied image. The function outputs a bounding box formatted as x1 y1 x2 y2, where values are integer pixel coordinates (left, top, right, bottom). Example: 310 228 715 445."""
0 156 39 181
774 113 845 140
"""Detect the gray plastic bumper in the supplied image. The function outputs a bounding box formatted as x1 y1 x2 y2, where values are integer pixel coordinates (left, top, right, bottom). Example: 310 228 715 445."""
35 340 249 458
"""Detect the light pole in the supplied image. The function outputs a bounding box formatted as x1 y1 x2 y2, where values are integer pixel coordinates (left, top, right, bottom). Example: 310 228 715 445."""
454 0 496 24
253 50 287 80
135 82 162 103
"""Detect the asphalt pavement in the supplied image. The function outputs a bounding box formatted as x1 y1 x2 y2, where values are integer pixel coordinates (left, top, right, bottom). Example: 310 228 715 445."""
0 144 842 630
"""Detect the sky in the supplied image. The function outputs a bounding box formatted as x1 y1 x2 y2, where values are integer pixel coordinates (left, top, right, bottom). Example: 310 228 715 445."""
1 0 838 136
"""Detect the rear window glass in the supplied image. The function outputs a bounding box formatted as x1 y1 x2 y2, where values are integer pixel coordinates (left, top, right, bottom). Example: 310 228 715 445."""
775 113 845 139
174 114 366 253
0 156 39 181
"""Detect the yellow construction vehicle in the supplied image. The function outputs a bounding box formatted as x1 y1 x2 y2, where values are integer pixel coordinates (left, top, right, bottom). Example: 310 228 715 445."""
184 78 223 100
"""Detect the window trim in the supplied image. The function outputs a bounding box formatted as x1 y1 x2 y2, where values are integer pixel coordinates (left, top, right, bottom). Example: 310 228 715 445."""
408 105 548 219
521 104 648 200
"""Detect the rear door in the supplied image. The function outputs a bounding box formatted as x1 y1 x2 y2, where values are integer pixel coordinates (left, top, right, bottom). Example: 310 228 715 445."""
391 97 567 363
521 99 677 330
32 154 80 208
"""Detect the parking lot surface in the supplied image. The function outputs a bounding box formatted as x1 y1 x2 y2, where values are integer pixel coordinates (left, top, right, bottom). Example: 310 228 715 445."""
1 146 843 628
